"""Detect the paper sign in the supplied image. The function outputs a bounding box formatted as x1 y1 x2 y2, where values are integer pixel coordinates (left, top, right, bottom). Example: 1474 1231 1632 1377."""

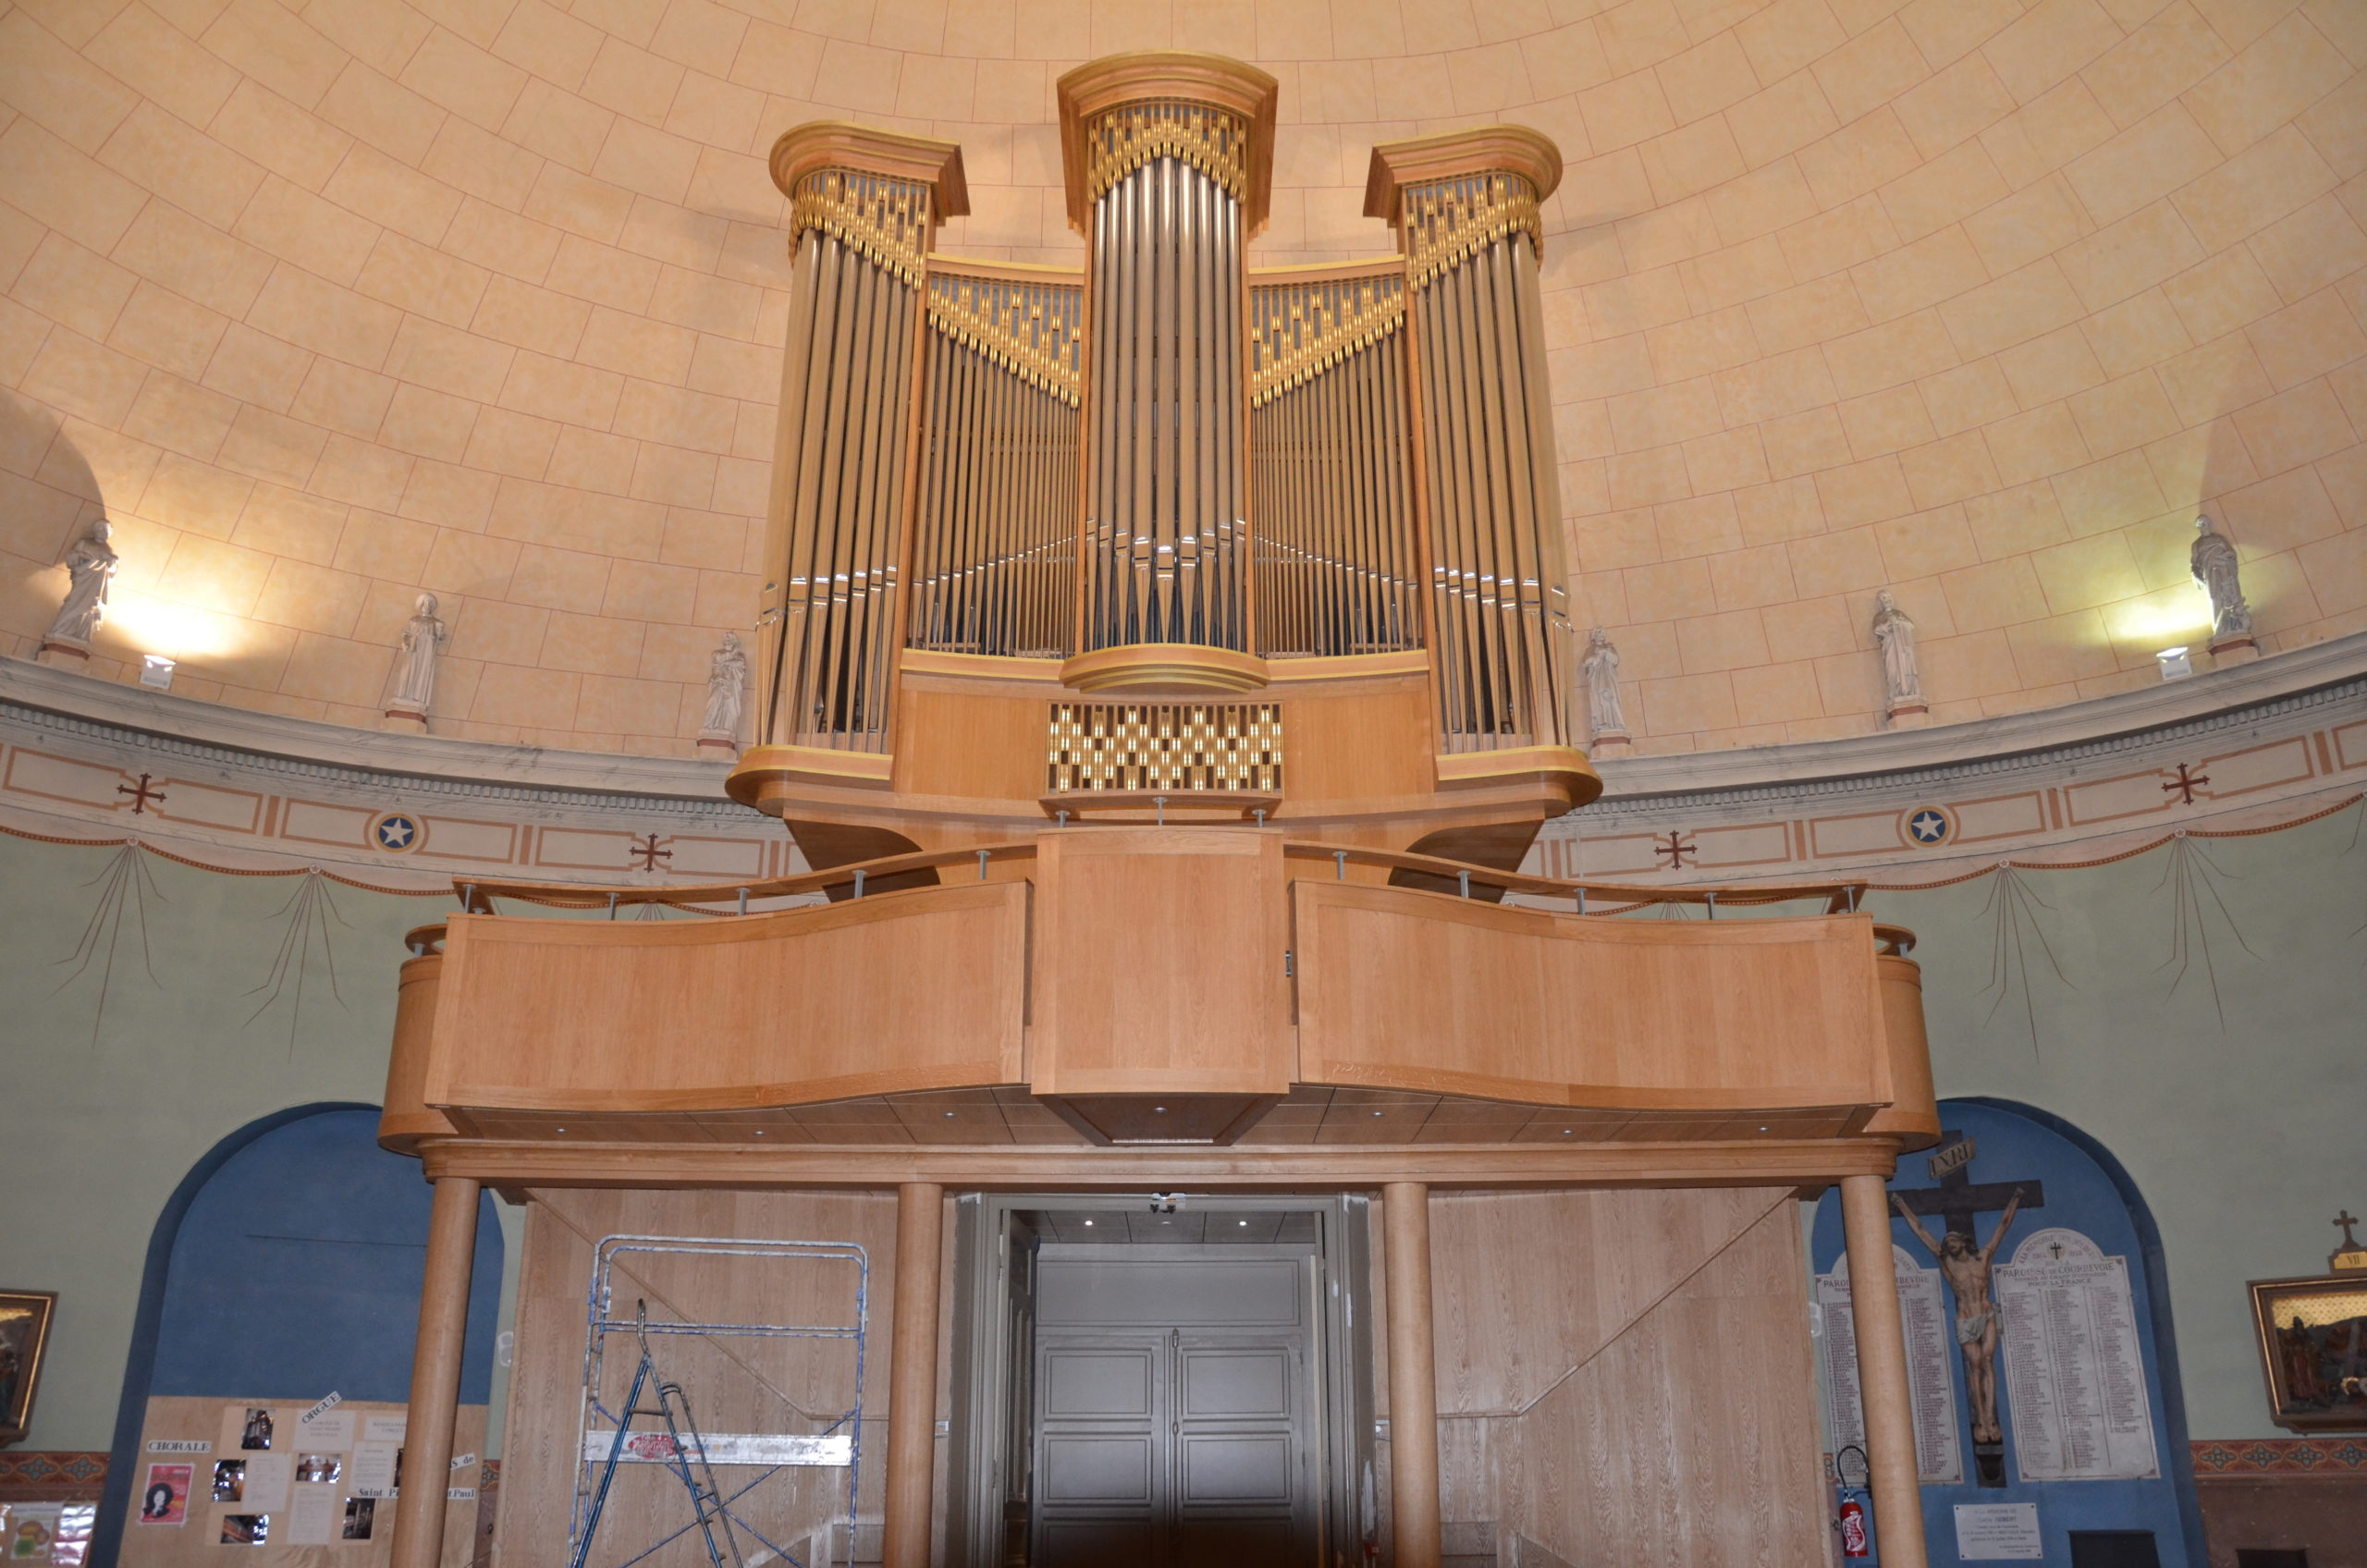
1954 1503 2042 1560
136 1464 191 1526
145 1439 210 1454
449 1452 476 1470
300 1411 354 1450
361 1415 407 1443
299 1392 343 1425
285 1485 338 1546
241 1452 295 1513
349 1443 399 1499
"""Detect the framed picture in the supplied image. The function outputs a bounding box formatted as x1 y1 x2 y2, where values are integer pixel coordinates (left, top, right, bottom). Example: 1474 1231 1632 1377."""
2249 1273 2367 1431
0 1290 56 1446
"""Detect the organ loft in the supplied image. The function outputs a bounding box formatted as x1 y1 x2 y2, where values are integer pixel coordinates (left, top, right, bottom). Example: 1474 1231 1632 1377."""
377 53 1946 1568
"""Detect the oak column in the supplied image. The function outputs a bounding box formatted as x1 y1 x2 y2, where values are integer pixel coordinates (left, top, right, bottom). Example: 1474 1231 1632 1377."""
389 1175 479 1568
1841 1171 1931 1568
883 1182 945 1568
1383 1182 1442 1568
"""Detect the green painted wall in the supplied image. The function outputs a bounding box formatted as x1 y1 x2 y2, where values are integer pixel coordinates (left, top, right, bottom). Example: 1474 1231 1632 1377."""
1865 800 2367 1441
1 800 2361 1452
0 831 521 1452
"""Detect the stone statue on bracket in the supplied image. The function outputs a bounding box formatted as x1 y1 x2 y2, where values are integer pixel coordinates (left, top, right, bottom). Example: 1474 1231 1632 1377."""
1579 626 1629 753
382 593 448 731
2191 516 2257 664
38 519 118 669
1872 590 1928 728
698 631 748 756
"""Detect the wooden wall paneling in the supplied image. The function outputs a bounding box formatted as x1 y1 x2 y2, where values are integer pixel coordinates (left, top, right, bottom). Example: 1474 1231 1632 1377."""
1029 827 1293 1096
498 1190 903 1565
425 883 1029 1113
1426 1188 1799 1418
890 681 1064 803
1294 881 1888 1111
122 1396 484 1567
1277 676 1436 806
1484 1197 1827 1568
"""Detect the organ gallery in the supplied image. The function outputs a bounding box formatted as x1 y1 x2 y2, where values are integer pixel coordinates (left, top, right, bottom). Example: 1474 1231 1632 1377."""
4 13 2362 1568
372 54 1953 1568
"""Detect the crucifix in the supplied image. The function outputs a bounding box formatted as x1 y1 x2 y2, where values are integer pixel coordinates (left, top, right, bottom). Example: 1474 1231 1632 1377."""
1891 1132 2046 1488
2334 1210 2366 1272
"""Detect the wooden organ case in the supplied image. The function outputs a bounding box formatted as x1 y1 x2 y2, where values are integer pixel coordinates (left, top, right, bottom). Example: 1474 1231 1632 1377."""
378 53 1950 1568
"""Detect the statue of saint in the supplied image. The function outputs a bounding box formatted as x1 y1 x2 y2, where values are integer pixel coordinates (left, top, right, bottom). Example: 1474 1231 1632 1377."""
2190 516 2251 641
1580 626 1627 739
45 520 117 645
1895 1188 2024 1447
701 631 748 741
1872 590 1923 711
386 594 448 716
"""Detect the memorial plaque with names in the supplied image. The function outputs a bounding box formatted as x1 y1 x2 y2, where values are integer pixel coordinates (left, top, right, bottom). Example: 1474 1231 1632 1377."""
1818 1244 1966 1485
1996 1228 2159 1481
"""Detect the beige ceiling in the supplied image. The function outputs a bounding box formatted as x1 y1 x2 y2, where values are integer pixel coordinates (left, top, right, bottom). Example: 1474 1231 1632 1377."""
0 0 2360 756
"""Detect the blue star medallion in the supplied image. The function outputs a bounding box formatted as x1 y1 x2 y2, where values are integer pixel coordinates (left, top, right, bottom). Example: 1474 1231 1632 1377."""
1905 808 1949 845
372 812 421 852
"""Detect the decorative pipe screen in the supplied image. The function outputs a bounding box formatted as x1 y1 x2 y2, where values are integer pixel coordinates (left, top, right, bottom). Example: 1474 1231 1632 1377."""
1250 271 1421 658
1403 172 1577 752
1080 104 1254 654
910 270 1083 658
1047 702 1283 792
759 169 932 752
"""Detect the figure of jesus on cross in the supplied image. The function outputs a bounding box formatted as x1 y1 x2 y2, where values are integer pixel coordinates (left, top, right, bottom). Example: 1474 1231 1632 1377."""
1895 1182 2025 1448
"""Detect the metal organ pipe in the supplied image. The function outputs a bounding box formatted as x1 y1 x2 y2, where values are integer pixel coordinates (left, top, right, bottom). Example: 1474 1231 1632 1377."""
1373 132 1576 753
1247 268 1419 658
754 129 965 752
910 269 1083 658
1062 69 1274 667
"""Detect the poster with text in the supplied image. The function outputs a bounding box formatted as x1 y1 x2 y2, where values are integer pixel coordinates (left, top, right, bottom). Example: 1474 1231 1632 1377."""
1818 1243 1966 1484
137 1464 191 1525
1997 1228 2159 1481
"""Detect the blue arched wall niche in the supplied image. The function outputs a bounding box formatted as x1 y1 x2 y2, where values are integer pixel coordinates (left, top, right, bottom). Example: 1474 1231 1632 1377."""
1810 1099 2204 1567
146 1107 500 1402
96 1106 501 1562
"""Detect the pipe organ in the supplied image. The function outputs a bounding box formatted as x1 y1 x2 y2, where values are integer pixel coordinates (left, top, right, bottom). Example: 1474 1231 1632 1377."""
740 54 1592 838
379 54 1951 1568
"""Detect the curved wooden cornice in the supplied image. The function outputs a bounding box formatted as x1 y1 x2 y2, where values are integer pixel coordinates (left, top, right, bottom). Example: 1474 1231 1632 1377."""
1362 125 1565 222
1056 52 1280 233
767 120 971 216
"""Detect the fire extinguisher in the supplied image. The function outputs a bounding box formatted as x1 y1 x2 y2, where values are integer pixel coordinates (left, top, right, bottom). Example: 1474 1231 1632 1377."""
1835 1444 1872 1559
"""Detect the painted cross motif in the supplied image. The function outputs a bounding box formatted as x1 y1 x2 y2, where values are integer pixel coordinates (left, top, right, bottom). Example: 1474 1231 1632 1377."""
2161 763 2211 804
1653 831 1696 869
116 772 167 815
628 833 672 872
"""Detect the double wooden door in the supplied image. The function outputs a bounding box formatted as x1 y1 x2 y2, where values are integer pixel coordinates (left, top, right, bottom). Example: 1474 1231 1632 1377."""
1028 1247 1318 1568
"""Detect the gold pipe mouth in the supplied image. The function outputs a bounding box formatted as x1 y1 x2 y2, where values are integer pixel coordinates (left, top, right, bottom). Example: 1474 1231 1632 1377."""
1060 643 1270 696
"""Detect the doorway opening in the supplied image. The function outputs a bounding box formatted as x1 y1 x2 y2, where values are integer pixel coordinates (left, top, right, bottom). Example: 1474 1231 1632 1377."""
947 1194 1376 1568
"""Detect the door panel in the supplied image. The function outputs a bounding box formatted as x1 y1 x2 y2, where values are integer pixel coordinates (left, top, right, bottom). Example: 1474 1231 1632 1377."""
1180 1350 1292 1416
1044 1348 1155 1416
1031 1249 1317 1568
1042 1435 1156 1503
